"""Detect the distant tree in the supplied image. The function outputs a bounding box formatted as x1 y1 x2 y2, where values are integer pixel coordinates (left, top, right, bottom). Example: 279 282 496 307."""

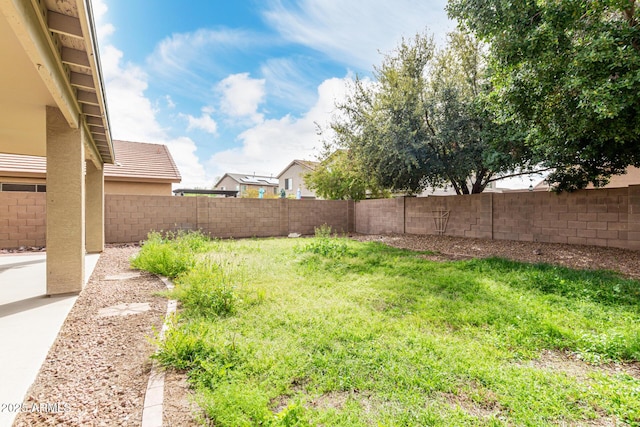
304 149 388 201
448 0 640 191
330 32 535 195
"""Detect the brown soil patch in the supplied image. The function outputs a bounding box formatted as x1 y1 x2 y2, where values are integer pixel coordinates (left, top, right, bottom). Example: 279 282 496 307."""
162 369 202 426
526 350 640 382
352 234 640 279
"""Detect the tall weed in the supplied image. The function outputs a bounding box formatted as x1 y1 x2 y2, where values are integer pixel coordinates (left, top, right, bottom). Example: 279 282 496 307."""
131 230 213 278
173 260 237 318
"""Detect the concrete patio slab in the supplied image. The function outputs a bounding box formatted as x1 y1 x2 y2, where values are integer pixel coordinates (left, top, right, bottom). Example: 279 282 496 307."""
0 252 99 427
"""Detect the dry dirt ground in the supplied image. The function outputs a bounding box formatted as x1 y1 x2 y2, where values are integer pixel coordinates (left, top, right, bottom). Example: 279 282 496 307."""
12 235 640 426
352 234 640 280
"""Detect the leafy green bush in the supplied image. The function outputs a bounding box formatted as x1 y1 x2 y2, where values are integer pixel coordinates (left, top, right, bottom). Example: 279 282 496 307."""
152 318 211 370
314 223 334 238
131 230 214 278
173 260 236 318
297 224 350 258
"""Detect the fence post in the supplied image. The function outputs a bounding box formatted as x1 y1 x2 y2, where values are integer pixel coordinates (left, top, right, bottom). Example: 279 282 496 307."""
629 185 640 250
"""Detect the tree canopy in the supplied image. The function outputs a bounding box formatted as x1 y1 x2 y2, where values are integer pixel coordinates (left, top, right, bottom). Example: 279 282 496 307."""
303 149 388 201
329 32 533 195
448 0 640 191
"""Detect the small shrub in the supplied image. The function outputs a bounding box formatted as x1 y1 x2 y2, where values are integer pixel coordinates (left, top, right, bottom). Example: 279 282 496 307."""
314 223 334 238
296 224 350 258
153 318 211 370
173 260 236 317
131 232 196 278
131 230 215 279
301 238 349 258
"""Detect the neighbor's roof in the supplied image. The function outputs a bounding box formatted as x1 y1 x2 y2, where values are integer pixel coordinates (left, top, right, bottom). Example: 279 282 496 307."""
105 140 181 183
276 159 319 178
215 173 279 187
0 140 181 183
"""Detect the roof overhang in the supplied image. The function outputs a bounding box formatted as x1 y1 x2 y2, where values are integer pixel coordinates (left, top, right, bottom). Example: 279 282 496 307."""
0 0 113 166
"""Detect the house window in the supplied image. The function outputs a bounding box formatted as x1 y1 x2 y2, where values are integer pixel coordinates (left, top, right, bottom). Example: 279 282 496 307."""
284 178 293 190
1 183 46 192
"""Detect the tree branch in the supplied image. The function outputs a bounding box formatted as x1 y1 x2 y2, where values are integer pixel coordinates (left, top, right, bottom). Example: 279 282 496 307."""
485 167 554 184
424 110 437 136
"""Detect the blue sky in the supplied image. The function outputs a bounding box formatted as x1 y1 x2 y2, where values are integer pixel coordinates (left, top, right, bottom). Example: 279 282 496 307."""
93 0 455 188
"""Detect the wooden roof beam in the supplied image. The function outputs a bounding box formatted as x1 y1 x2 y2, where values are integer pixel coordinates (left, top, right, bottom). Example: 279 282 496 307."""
61 46 89 68
77 89 98 105
70 72 94 90
82 104 101 117
47 10 82 38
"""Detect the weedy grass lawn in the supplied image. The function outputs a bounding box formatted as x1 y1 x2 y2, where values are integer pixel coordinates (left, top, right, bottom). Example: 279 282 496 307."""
133 231 640 426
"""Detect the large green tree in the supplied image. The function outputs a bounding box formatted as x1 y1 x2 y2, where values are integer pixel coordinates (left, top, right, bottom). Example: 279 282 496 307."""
330 32 533 195
304 149 388 200
448 0 640 191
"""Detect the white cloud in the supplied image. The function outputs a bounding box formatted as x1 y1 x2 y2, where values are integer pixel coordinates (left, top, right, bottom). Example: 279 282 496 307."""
207 76 350 178
165 95 176 109
185 111 218 135
147 28 268 94
263 0 454 70
90 0 114 41
92 0 210 188
260 57 317 110
216 73 266 123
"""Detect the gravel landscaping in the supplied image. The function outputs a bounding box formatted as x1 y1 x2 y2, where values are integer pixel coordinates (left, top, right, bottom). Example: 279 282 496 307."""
13 246 199 427
12 235 639 426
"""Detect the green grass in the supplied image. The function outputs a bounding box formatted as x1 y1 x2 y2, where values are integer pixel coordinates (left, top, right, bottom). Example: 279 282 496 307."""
136 233 640 426
130 230 217 278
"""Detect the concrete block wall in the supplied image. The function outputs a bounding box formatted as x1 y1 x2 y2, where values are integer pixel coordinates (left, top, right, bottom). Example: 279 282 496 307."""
493 188 629 247
627 185 640 250
355 186 640 250
196 198 281 239
355 198 405 234
404 194 492 239
288 199 352 235
105 195 197 243
0 192 46 248
2 187 639 250
105 196 354 243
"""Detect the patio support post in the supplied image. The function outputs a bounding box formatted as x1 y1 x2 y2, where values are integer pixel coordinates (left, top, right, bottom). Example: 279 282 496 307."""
85 160 104 253
46 106 85 295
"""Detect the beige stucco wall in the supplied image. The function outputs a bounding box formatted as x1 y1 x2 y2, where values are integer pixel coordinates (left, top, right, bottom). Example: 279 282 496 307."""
0 176 45 185
1 176 171 195
215 176 277 197
279 163 315 198
104 181 172 195
215 176 241 192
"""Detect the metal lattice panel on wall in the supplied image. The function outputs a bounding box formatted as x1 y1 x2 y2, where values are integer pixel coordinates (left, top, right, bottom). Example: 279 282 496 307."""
432 208 450 235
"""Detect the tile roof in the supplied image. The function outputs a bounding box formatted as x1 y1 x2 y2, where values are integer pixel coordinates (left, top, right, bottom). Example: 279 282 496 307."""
105 140 181 183
0 140 181 183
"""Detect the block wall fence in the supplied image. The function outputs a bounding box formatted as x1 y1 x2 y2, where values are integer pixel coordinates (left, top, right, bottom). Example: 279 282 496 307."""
105 196 354 243
1 186 639 250
355 185 640 251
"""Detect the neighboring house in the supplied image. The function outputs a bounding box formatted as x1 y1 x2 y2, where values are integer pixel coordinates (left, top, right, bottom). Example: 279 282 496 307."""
214 173 279 197
531 166 640 192
0 140 182 195
277 160 318 198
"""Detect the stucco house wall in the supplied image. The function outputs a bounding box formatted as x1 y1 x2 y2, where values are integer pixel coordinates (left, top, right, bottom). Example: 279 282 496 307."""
277 160 317 198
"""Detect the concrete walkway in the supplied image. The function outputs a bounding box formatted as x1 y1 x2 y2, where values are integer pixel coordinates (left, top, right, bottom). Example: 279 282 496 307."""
0 252 99 427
